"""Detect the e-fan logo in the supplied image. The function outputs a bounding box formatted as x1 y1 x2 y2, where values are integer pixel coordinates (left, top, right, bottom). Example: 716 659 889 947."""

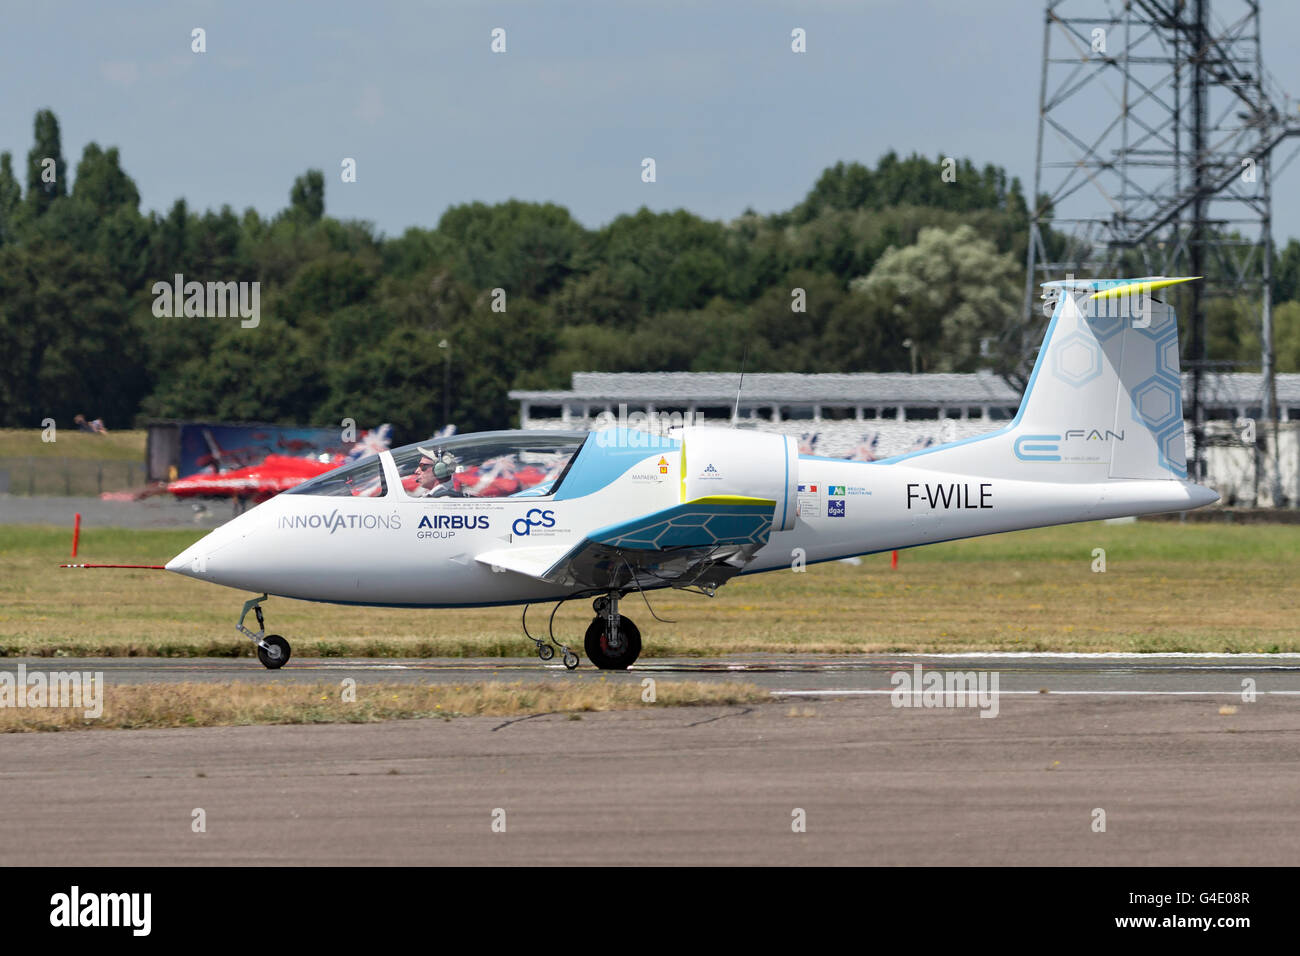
512 508 556 536
1014 428 1124 462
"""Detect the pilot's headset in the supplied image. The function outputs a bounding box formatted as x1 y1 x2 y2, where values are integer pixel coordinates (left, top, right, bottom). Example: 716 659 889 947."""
433 460 452 481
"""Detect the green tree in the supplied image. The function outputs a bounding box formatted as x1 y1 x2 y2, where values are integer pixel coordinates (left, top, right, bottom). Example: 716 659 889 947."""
278 253 378 327
95 205 151 290
576 208 737 321
1274 300 1300 372
548 301 745 379
72 143 140 214
0 241 142 426
746 271 847 372
1274 239 1300 305
0 152 21 245
151 198 194 277
141 320 327 424
322 325 448 439
547 263 641 327
289 169 325 221
25 109 67 217
192 205 251 279
850 224 1020 373
436 200 586 301
1206 297 1258 369
786 152 1027 225
822 281 905 372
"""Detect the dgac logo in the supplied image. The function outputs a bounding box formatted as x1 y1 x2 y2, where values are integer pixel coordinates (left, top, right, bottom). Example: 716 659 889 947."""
513 508 556 536
417 514 489 531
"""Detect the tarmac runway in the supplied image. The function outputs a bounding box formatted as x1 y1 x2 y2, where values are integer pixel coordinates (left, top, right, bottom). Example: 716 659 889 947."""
1 654 1298 865
0 494 233 529
1 693 1296 866
9 653 1300 694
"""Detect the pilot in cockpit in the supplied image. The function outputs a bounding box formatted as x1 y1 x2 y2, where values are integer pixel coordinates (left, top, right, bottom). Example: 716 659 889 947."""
412 447 465 498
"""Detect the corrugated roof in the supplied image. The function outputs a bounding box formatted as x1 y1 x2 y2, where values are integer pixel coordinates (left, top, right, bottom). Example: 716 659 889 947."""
510 371 1300 407
1195 372 1300 405
512 371 1020 404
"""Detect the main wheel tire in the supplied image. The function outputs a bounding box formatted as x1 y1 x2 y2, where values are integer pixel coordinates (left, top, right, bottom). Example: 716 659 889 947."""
257 634 291 669
583 615 641 670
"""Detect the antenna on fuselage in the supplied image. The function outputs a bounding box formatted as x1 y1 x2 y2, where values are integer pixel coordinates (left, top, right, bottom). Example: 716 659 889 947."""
731 345 749 425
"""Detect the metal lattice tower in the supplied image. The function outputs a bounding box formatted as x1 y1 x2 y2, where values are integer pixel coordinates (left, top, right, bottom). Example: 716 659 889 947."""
1023 0 1300 496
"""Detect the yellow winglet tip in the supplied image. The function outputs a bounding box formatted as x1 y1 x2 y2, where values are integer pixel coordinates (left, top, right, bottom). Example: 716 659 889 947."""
1089 276 1201 300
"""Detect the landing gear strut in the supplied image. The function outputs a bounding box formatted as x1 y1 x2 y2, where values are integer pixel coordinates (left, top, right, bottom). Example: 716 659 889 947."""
236 593 292 669
585 593 641 670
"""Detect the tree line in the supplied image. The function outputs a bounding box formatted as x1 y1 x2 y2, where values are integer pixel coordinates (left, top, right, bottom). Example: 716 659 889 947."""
2 110 1297 441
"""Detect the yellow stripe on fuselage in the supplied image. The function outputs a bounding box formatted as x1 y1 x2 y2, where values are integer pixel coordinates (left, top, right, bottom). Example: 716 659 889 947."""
680 446 687 504
686 495 776 508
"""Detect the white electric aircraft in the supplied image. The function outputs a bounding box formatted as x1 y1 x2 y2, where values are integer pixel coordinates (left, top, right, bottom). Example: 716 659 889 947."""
166 277 1218 670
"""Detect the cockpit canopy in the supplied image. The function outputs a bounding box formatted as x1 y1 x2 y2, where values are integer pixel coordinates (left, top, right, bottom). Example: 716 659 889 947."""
286 430 588 498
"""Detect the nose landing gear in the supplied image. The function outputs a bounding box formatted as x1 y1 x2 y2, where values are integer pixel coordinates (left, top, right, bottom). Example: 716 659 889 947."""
236 594 292 669
585 594 641 670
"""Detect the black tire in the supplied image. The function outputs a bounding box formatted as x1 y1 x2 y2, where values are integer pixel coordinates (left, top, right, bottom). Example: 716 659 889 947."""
583 615 641 670
257 634 291 669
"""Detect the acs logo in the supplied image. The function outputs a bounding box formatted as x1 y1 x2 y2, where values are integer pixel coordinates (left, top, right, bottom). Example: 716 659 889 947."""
512 508 556 536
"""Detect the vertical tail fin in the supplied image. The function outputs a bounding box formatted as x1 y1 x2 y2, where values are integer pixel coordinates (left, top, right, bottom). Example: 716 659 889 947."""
886 277 1199 483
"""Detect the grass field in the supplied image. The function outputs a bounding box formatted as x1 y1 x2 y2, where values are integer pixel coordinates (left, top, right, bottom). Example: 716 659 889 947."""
0 680 765 732
0 429 149 496
2 519 1296 657
0 428 147 461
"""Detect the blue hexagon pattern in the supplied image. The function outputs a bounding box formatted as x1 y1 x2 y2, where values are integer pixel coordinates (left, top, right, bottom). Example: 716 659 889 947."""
1156 421 1187 477
1084 303 1125 341
1131 375 1181 431
596 503 774 550
1053 332 1103 388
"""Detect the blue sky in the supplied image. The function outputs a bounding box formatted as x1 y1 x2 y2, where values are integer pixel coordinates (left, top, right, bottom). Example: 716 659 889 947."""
2 0 1299 242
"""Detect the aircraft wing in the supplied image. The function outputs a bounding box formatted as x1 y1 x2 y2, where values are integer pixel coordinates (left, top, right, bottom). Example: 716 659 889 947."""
475 496 777 593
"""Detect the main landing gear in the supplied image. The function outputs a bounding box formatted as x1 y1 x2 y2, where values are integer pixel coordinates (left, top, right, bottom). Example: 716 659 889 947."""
237 593 292 669
584 594 642 671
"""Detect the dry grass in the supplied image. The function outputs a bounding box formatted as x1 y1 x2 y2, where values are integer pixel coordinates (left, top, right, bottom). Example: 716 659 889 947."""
2 520 1298 657
0 428 146 461
0 429 149 495
0 679 766 732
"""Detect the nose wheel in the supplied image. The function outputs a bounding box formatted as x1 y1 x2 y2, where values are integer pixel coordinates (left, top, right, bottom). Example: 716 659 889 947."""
236 594 293 669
